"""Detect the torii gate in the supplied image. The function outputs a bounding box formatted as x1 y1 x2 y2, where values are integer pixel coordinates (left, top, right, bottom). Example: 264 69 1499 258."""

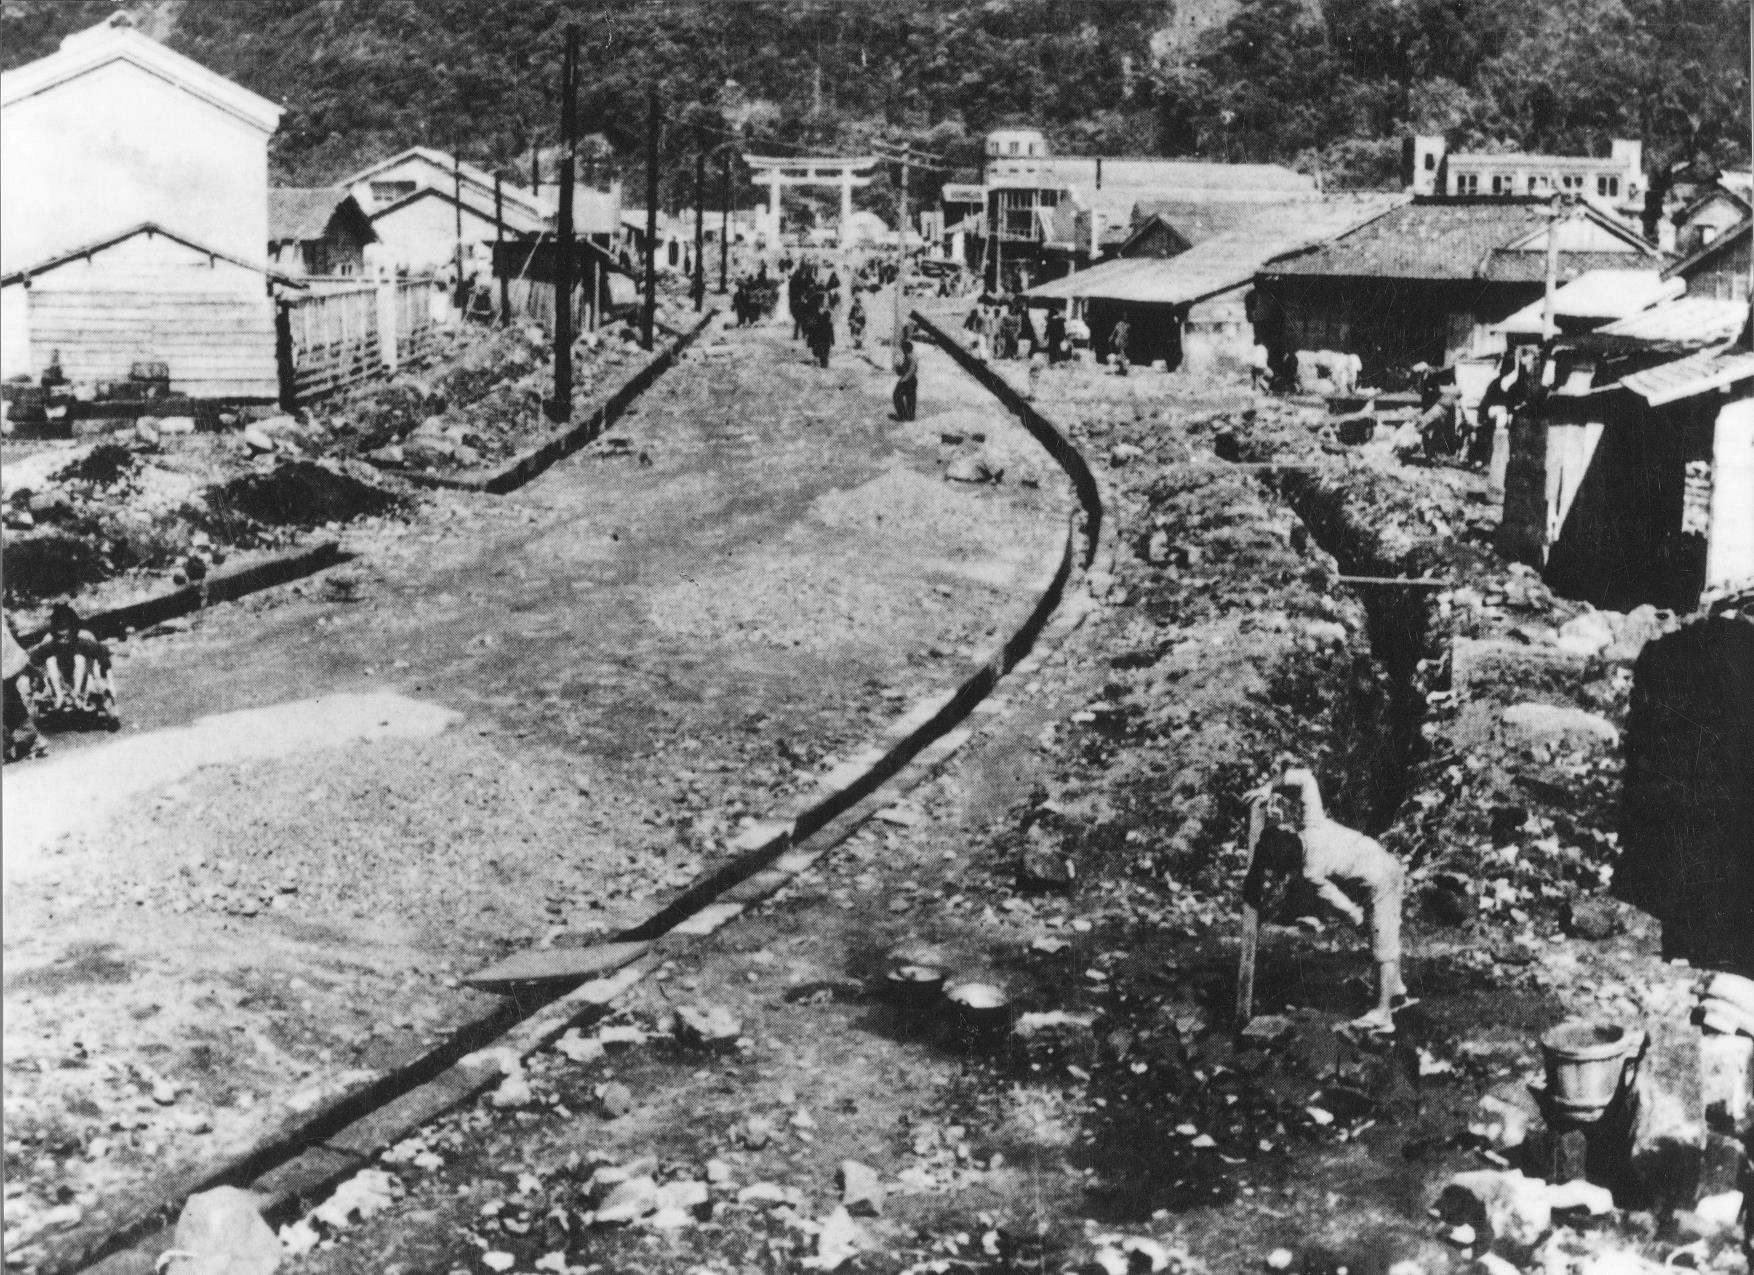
744 154 878 235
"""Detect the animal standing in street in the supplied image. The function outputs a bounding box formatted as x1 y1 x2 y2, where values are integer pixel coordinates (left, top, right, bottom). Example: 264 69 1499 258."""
1243 765 1409 1033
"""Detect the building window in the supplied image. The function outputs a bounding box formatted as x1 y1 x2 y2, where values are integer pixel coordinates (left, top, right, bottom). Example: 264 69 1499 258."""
1008 141 1019 155
1559 174 1583 193
370 180 417 203
1423 153 1437 171
1596 175 1619 198
1456 173 1479 195
1491 173 1513 195
1528 174 1550 194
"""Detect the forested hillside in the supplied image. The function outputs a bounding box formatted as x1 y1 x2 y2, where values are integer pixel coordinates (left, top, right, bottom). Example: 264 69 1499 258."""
2 0 1746 211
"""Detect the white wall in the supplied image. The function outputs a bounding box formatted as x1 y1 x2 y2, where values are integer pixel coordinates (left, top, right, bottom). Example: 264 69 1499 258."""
1 283 30 381
1708 397 1754 595
1 59 269 272
370 196 512 273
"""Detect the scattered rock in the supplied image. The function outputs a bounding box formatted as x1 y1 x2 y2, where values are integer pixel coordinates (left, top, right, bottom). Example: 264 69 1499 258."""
1499 702 1619 746
593 1176 658 1226
836 1160 884 1216
164 1186 281 1275
598 1081 634 1119
737 1182 790 1208
655 1179 709 1216
704 1159 732 1185
1239 1015 1296 1050
158 416 196 436
28 488 72 519
1424 877 1475 927
1266 1250 1295 1271
1554 611 1614 658
737 1114 776 1149
1469 1082 1541 1150
946 454 1002 484
1017 845 1076 892
1563 897 1632 941
241 425 276 455
1109 443 1145 467
674 1004 742 1049
489 1071 534 1109
806 1206 865 1271
1433 1169 1552 1254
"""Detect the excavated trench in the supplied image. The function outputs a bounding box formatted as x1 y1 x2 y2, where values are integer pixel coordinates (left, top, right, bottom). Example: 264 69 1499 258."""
1266 470 1450 836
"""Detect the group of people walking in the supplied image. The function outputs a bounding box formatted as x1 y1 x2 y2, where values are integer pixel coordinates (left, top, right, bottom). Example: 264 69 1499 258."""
963 297 1081 367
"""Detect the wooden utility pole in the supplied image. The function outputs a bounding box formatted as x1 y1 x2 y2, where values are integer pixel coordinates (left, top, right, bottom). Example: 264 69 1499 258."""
693 146 706 312
494 174 509 325
719 148 731 294
452 145 464 307
531 136 541 194
1541 195 1561 342
643 89 659 351
551 24 578 420
892 143 909 347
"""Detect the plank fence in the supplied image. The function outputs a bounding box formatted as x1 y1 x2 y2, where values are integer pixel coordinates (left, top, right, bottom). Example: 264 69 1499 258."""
277 275 444 406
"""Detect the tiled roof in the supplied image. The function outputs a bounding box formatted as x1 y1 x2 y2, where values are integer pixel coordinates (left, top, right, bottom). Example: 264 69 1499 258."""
1263 197 1654 282
1482 247 1659 284
1621 345 1754 406
269 188 351 242
1028 196 1403 307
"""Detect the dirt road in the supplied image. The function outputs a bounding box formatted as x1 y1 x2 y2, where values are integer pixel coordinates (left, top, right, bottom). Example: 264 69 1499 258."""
1 315 1073 1267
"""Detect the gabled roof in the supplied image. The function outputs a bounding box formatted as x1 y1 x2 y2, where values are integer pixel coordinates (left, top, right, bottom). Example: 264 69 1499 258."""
1030 196 1404 308
1663 217 1752 281
344 147 552 218
1262 197 1658 282
1115 213 1194 259
1672 186 1751 227
0 221 301 288
370 184 546 236
269 189 376 244
1621 345 1754 407
0 13 282 133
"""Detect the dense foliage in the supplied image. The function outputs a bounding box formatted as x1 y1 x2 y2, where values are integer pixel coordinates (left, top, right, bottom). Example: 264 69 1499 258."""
2 0 1746 206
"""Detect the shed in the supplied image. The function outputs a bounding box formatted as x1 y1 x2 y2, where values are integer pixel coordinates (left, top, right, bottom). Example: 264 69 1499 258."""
1256 197 1662 385
1498 296 1754 610
0 222 293 401
268 189 378 278
1 12 282 275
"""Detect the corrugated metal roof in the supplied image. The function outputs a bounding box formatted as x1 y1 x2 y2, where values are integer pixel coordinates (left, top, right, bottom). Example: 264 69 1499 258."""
1493 270 1682 336
1621 345 1754 406
1594 297 1750 347
1264 197 1655 282
1026 196 1404 307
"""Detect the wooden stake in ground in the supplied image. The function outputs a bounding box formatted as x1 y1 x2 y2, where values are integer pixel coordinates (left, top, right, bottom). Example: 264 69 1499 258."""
1235 795 1268 1030
642 89 659 351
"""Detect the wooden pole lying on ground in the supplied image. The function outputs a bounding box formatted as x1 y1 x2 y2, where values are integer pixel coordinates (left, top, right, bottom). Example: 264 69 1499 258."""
693 148 706 313
719 148 731 294
1235 797 1267 1031
642 89 659 351
551 24 577 420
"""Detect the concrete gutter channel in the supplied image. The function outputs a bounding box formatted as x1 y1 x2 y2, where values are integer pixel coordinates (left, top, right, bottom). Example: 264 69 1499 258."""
64 311 1112 1275
13 317 713 654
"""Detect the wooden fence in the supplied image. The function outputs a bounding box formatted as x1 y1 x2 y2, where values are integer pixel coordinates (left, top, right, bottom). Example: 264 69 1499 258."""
277 275 444 405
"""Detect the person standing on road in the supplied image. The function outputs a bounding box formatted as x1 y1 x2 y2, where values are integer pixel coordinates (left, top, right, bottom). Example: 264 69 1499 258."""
847 293 866 349
807 293 835 368
893 337 919 422
1109 312 1132 376
1045 308 1068 365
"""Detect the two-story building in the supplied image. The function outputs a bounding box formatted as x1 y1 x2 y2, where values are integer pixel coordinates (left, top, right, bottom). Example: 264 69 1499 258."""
0 12 288 400
1404 135 1646 221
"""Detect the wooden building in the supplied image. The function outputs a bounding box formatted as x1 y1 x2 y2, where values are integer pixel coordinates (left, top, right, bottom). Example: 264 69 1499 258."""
268 189 378 278
1499 300 1754 611
1671 188 1751 258
491 237 636 335
345 147 553 227
1255 197 1663 385
1666 217 1752 302
368 185 540 275
0 223 292 401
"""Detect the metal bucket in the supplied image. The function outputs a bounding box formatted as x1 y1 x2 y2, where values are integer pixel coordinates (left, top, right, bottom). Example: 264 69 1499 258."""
1541 1020 1642 1124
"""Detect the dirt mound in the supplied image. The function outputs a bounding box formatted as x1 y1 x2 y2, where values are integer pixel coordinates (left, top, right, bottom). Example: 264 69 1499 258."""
3 533 108 603
205 461 402 528
57 441 140 488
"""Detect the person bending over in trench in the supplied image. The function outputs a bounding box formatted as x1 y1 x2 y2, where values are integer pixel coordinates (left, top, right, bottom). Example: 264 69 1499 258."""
28 603 117 720
1248 764 1409 1032
3 617 44 761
